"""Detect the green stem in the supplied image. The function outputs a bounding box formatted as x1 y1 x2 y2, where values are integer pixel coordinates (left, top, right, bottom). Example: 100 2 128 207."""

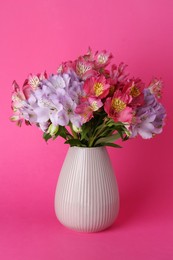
88 123 108 147
64 128 73 140
88 137 94 147
69 123 78 139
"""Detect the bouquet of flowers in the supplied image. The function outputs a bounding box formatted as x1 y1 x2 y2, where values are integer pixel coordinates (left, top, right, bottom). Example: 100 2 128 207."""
11 48 166 147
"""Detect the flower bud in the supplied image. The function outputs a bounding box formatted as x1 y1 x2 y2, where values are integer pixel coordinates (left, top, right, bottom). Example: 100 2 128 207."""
72 125 82 133
47 124 59 136
10 115 20 121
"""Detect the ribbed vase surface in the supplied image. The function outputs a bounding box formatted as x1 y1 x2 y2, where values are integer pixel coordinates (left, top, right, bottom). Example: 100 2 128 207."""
55 147 119 232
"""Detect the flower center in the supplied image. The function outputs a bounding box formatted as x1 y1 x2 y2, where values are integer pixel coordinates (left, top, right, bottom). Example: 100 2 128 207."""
76 62 92 76
28 76 40 90
130 86 140 97
97 54 107 64
67 108 72 114
111 98 126 112
94 83 103 97
12 94 21 102
90 101 99 111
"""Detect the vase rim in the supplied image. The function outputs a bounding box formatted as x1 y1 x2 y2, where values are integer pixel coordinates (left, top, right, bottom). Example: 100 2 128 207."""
69 146 106 150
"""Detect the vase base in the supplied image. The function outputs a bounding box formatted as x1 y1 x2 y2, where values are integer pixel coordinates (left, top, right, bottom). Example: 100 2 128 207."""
56 205 119 233
57 218 117 233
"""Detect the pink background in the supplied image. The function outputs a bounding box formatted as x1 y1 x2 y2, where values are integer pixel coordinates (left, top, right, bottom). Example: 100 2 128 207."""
0 0 173 259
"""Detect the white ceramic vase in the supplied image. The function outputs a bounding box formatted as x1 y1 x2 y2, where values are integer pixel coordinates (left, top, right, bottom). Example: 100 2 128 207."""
54 146 119 232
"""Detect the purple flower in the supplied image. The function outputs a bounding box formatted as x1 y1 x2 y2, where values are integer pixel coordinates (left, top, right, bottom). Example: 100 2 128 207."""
63 70 84 103
130 89 166 139
17 72 83 130
54 95 82 127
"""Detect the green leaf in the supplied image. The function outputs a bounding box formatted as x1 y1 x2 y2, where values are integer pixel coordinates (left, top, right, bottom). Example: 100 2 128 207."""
105 119 124 127
94 133 121 146
102 143 122 148
81 124 89 141
53 126 72 140
43 133 52 142
65 139 85 147
57 126 67 139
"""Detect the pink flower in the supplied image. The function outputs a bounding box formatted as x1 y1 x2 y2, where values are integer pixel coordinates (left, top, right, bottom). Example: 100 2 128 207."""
94 50 113 68
83 75 110 99
109 63 128 85
148 78 163 99
75 102 93 123
88 97 103 111
75 57 97 80
123 78 145 108
11 81 27 126
28 72 47 89
104 90 133 123
11 81 26 109
76 98 103 124
82 47 94 62
57 61 75 74
22 72 47 98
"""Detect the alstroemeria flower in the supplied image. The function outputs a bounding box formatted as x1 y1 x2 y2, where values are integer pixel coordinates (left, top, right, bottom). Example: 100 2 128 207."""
88 97 103 111
82 47 94 62
53 95 82 127
75 102 94 124
75 57 97 80
11 85 38 125
130 89 166 139
123 78 145 108
148 78 162 99
34 73 82 127
64 70 84 103
39 122 50 132
57 60 75 74
11 81 26 109
76 97 103 124
109 63 128 86
94 50 113 68
83 75 110 99
104 90 133 123
11 81 28 126
28 72 47 90
22 72 47 99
